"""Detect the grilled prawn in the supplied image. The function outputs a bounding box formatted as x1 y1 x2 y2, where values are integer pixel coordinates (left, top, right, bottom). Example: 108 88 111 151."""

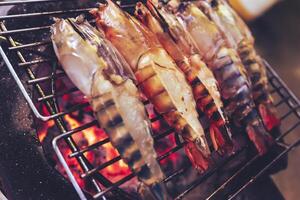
90 0 211 172
135 1 232 154
196 0 280 132
164 0 273 155
51 18 169 199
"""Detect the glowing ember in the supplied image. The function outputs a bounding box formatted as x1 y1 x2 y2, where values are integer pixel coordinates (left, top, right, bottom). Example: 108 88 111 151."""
38 119 55 143
37 103 133 191
36 81 181 195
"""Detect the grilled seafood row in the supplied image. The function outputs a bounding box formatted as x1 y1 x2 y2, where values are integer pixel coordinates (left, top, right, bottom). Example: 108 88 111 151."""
51 18 169 200
90 0 212 172
160 0 274 155
135 1 233 154
196 0 280 132
51 0 279 188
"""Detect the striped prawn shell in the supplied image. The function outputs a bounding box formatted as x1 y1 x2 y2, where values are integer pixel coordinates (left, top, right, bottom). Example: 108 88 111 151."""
181 58 232 140
90 0 210 171
134 2 231 152
211 47 273 150
170 1 273 154
182 59 225 128
90 71 158 186
238 41 269 103
181 58 233 152
211 48 250 122
196 0 280 131
238 40 279 131
135 48 210 157
51 17 168 197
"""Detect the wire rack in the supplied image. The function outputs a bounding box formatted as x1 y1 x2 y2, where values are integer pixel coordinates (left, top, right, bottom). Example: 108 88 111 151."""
0 0 299 200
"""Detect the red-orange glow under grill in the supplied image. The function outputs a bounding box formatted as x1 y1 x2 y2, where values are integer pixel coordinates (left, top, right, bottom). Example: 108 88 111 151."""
36 92 180 193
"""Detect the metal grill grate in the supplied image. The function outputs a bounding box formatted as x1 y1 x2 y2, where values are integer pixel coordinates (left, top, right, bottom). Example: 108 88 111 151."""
0 0 299 200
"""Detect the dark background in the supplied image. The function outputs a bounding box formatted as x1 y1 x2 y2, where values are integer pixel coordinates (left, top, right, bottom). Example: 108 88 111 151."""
250 0 300 199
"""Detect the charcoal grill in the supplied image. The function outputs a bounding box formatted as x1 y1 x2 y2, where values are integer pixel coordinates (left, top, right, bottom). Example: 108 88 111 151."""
0 0 299 199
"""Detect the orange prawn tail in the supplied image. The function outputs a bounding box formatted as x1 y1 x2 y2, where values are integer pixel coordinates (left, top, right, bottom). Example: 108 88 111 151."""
209 123 234 155
191 74 233 155
184 140 211 173
246 116 274 155
259 102 280 133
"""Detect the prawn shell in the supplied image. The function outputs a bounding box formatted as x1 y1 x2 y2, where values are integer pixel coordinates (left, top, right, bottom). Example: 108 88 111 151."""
52 18 165 187
198 0 280 132
238 41 280 131
92 0 212 171
213 47 274 154
91 71 163 186
137 1 233 153
135 48 212 167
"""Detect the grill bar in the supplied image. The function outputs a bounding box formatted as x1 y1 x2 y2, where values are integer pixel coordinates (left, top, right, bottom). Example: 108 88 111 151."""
60 120 99 139
9 40 51 50
0 0 74 6
42 102 91 120
280 109 298 121
77 130 182 180
0 25 51 36
228 138 300 200
163 166 189 183
37 87 79 102
93 173 136 200
81 156 122 179
0 19 95 36
69 138 111 158
27 71 65 84
153 128 174 140
0 8 92 20
18 58 52 67
174 146 249 200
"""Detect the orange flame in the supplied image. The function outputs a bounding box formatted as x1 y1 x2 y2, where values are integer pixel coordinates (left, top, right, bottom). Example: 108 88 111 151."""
38 109 132 189
38 119 55 143
37 95 180 193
